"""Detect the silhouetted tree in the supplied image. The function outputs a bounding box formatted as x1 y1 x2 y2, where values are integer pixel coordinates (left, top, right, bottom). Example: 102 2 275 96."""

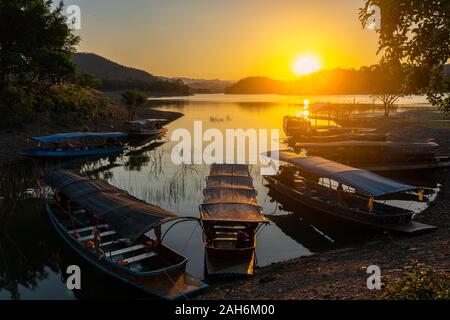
370 62 405 117
359 0 450 113
0 0 80 91
121 90 147 121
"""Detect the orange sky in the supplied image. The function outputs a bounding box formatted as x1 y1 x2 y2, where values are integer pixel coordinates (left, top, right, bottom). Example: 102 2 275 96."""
74 0 380 80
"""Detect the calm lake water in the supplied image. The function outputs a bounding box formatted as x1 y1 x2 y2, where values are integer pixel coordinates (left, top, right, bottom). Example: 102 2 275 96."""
0 94 440 300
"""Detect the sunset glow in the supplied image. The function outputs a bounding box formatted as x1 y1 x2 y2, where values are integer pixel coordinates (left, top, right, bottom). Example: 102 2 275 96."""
292 55 322 76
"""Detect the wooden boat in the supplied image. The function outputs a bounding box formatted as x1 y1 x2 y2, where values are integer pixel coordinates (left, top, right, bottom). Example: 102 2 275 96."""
43 170 207 299
21 132 128 158
293 132 389 143
124 119 169 138
291 140 450 171
262 151 436 234
200 164 267 277
283 115 376 139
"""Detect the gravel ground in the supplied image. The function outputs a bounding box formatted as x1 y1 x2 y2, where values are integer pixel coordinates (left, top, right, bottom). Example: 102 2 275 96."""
199 109 450 300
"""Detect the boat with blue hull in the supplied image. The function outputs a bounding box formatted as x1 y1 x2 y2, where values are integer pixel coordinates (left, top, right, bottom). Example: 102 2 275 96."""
21 132 128 159
44 170 207 300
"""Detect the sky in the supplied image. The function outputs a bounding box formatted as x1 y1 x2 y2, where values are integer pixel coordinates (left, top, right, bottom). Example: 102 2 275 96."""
69 0 381 80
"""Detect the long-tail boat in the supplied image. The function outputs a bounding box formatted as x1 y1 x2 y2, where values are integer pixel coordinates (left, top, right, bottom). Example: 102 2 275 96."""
283 115 381 141
262 151 436 234
44 170 207 299
290 140 450 171
200 164 267 277
124 119 169 138
21 132 128 158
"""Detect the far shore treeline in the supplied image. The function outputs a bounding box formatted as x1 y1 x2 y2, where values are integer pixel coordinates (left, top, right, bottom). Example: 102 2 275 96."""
226 65 450 95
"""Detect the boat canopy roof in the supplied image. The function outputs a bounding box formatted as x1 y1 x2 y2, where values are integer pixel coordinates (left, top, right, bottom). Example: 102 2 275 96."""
296 140 439 149
44 170 177 239
206 176 254 190
32 132 128 144
201 203 264 223
201 164 266 223
127 119 168 126
209 163 251 177
203 188 258 206
263 151 418 197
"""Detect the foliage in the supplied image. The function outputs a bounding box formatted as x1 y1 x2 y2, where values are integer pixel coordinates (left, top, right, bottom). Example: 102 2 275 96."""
0 85 35 127
359 0 450 113
370 62 405 117
379 261 450 300
71 71 101 89
0 0 80 90
0 1 112 129
121 90 148 121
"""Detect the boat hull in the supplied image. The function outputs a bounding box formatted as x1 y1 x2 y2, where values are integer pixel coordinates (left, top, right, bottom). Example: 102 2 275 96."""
264 176 435 234
21 147 126 158
46 202 207 299
203 233 257 277
127 128 168 137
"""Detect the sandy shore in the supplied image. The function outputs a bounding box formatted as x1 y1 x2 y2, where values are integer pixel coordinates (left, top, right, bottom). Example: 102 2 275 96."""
199 109 450 300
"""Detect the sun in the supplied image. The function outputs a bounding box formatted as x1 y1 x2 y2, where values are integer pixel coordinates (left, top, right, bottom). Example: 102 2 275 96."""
292 55 322 76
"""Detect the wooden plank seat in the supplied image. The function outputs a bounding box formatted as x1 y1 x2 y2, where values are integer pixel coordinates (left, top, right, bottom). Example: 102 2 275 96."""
214 231 238 236
213 225 246 230
101 238 127 247
77 230 116 242
69 224 109 234
123 251 158 264
105 244 146 258
213 237 238 241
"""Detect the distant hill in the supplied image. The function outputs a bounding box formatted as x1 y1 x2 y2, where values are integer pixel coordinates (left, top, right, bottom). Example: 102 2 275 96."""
175 78 235 93
73 53 190 96
225 64 450 95
225 77 286 94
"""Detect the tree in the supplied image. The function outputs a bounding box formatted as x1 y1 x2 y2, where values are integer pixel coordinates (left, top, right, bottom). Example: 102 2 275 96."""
359 0 450 113
370 62 405 117
121 90 147 121
0 0 80 90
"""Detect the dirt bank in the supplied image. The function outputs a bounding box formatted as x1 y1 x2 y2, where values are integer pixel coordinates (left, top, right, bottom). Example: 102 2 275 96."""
0 96 183 169
199 109 450 300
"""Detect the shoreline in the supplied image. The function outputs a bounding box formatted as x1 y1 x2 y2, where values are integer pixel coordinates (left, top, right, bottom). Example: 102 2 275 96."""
199 110 450 300
0 103 448 300
0 95 184 169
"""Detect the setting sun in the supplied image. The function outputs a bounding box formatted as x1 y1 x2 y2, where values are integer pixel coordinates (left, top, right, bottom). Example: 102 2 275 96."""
292 55 322 76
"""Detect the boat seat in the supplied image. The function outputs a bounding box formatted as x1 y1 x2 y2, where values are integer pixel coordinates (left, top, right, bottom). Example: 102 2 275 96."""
101 238 127 247
105 244 146 258
213 225 246 230
69 224 109 234
123 251 158 264
77 230 117 242
213 237 238 241
214 231 238 236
